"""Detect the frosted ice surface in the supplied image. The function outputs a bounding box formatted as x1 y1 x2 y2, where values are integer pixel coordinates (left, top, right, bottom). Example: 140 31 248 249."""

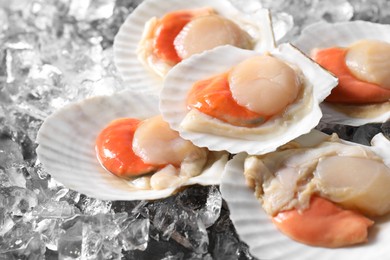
0 0 388 259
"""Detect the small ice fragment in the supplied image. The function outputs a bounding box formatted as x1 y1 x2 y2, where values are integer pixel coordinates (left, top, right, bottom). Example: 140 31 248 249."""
0 138 23 169
119 216 150 251
311 0 353 22
77 196 112 215
58 219 82 259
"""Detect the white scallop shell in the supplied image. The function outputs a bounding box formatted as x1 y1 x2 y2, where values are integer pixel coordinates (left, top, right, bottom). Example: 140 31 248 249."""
160 44 338 155
220 130 390 260
113 0 275 93
36 90 228 201
293 21 390 126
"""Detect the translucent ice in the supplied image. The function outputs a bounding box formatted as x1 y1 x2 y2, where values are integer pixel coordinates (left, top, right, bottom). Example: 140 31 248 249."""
77 197 112 215
0 186 38 216
119 216 150 251
176 186 222 228
311 0 353 23
0 222 45 259
58 217 83 259
32 200 78 219
0 0 388 259
69 0 115 21
0 138 23 169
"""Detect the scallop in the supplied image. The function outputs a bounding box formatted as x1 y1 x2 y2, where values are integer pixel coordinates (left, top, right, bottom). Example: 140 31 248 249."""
229 55 301 116
36 90 228 201
160 44 338 155
220 130 390 259
345 39 390 88
132 115 207 166
113 0 275 93
293 21 390 126
242 132 390 217
174 14 253 60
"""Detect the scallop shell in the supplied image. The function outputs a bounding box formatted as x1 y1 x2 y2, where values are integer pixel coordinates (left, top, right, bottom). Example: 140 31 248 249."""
220 130 390 260
36 90 228 201
160 44 338 155
113 0 275 93
293 21 390 126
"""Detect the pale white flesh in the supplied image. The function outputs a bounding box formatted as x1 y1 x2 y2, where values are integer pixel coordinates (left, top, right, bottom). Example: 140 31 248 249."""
346 39 390 89
174 14 252 60
228 55 301 116
244 135 390 217
132 115 206 165
150 165 182 190
315 156 390 216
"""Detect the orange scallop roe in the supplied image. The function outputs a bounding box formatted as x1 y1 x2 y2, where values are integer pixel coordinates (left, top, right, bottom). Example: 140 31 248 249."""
95 118 159 177
186 72 267 127
272 196 374 248
313 47 390 104
153 8 212 64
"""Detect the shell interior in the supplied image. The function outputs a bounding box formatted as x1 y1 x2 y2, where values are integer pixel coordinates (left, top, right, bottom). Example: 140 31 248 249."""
160 44 338 155
113 0 275 93
293 21 390 125
220 130 390 260
36 90 227 201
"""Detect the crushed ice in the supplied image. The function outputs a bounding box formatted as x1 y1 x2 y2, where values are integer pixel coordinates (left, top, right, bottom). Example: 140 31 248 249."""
0 0 389 259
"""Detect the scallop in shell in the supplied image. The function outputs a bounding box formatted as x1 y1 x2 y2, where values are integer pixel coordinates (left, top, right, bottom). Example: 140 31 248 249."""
293 21 390 126
160 44 338 155
220 130 390 259
113 0 275 93
36 90 228 201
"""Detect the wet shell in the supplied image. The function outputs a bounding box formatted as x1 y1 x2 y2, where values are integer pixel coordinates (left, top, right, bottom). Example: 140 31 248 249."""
160 44 338 155
293 21 390 126
220 130 390 260
113 0 274 93
36 90 228 201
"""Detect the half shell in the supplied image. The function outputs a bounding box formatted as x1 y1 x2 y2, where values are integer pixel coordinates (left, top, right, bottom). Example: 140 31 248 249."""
113 0 274 93
293 21 390 126
160 44 338 155
36 90 228 201
220 130 390 260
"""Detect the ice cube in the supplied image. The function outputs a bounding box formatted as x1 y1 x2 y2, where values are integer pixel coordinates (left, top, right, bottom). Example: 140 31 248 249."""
176 186 222 228
0 8 9 36
77 196 112 215
81 224 104 259
0 207 14 236
350 0 380 22
58 218 82 259
0 222 45 259
0 186 38 216
0 137 23 169
32 200 78 219
311 0 353 23
152 203 178 240
119 216 150 251
211 233 240 260
0 167 27 188
198 186 222 228
34 219 61 251
173 211 209 254
99 239 122 260
272 12 294 42
69 0 115 21
5 47 41 84
58 213 130 259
